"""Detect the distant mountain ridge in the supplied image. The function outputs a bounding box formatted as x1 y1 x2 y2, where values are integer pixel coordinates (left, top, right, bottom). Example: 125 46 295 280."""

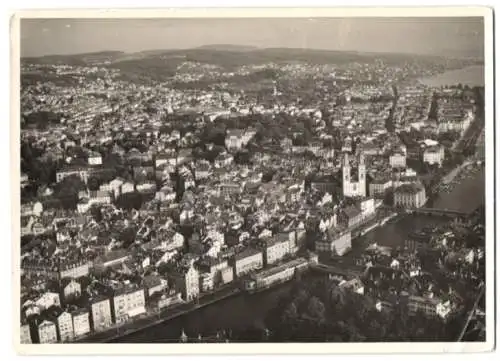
21 45 483 81
194 44 258 52
22 45 451 64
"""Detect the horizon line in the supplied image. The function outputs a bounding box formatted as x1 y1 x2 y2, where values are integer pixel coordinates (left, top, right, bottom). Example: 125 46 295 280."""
21 45 485 61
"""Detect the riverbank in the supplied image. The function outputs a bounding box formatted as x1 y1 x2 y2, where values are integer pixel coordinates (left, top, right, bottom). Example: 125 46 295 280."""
77 284 242 343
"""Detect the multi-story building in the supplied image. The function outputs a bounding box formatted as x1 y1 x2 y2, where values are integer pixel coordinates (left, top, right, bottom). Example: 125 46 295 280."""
369 176 393 198
37 320 58 344
194 162 211 180
90 296 113 332
437 110 473 134
197 257 229 286
87 152 102 165
142 274 167 297
394 183 427 208
61 279 82 303
99 178 125 199
59 261 90 279
262 234 292 266
315 230 352 256
56 166 90 184
407 295 452 319
338 204 364 229
150 290 184 311
112 284 146 325
423 145 445 167
214 153 234 168
389 152 407 168
225 129 256 151
20 323 32 344
170 264 200 302
71 309 90 339
233 248 264 277
121 181 136 194
92 249 130 273
243 258 309 291
219 266 234 285
56 311 74 342
35 292 61 311
199 272 214 293
217 182 242 197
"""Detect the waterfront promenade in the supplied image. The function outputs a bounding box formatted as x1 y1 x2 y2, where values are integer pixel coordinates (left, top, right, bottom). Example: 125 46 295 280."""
77 285 241 343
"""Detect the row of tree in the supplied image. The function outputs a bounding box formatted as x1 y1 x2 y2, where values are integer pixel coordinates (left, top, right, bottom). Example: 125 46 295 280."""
232 277 466 342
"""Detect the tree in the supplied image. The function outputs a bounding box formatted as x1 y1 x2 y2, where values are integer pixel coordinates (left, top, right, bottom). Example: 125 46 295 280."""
115 192 143 210
90 205 103 222
281 302 299 323
305 296 325 321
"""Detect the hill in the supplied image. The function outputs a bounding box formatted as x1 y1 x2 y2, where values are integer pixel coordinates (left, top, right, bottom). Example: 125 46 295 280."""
194 44 258 52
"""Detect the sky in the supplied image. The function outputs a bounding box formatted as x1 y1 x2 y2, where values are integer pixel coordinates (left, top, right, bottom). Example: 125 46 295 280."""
20 17 484 58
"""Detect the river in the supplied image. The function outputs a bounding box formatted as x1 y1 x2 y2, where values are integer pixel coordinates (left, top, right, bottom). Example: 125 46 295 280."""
418 65 484 87
113 168 485 343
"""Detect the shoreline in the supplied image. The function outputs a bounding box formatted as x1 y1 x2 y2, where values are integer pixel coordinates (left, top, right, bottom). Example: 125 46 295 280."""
88 212 398 343
76 285 242 343
417 64 484 88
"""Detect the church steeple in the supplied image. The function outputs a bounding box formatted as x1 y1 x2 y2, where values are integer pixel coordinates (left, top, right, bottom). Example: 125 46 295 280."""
343 152 350 166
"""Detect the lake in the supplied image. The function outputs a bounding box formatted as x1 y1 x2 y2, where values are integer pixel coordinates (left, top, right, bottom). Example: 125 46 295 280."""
418 65 484 88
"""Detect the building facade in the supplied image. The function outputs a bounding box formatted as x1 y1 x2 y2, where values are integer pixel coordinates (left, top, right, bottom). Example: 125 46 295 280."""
72 309 91 338
37 320 58 344
57 311 74 342
233 249 264 277
112 286 146 324
264 236 292 266
171 265 200 302
342 153 366 198
315 230 352 256
423 145 445 167
90 297 113 332
20 323 32 344
394 183 427 208
369 178 393 197
389 153 407 168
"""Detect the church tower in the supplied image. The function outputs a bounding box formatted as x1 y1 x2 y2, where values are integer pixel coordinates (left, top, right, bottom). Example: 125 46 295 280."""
358 153 366 197
272 81 278 97
342 153 351 197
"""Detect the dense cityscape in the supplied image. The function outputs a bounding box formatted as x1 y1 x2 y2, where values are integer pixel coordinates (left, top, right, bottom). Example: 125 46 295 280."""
19 43 486 344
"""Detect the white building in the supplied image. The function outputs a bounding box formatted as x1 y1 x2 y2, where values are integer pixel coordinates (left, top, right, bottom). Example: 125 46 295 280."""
20 323 32 344
233 248 264 277
423 145 445 167
37 320 58 344
389 152 406 168
394 183 427 209
171 264 200 302
57 311 74 342
342 153 366 198
71 309 91 338
315 230 352 256
112 285 146 324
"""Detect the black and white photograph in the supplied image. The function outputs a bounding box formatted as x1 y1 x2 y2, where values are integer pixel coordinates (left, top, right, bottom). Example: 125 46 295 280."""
11 7 494 354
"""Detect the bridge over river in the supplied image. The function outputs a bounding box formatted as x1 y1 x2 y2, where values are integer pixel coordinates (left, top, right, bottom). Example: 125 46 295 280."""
402 207 469 218
381 205 470 219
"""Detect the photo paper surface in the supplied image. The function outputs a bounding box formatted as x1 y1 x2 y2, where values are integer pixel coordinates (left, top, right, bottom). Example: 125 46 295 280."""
11 7 494 355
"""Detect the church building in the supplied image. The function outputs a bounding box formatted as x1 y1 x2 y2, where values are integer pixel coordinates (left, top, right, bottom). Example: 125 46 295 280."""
342 152 367 198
